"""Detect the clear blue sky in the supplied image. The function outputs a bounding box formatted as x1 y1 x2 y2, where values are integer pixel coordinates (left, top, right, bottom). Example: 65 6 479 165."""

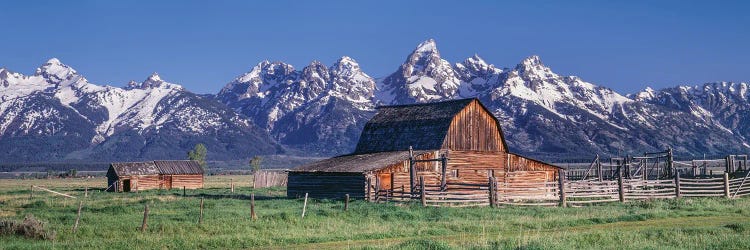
2 0 749 94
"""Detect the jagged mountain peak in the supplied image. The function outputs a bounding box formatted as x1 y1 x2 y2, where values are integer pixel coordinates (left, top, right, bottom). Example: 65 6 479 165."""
333 56 360 69
126 80 140 89
304 60 328 71
466 54 487 65
519 55 543 66
377 39 463 104
331 56 368 79
126 72 183 90
34 57 78 81
414 39 438 53
408 39 441 62
146 72 162 81
514 55 553 75
45 58 62 65
633 86 657 101
457 54 501 76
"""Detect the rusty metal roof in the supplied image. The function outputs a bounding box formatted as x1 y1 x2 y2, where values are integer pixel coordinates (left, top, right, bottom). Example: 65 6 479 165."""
110 161 160 176
292 150 432 173
154 160 204 175
354 98 476 154
109 160 203 176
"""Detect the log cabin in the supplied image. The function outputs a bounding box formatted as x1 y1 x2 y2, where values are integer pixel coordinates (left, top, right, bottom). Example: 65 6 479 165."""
288 98 561 199
107 160 204 192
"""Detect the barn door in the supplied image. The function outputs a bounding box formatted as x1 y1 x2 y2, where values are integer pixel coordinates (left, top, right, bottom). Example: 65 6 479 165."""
163 175 172 190
378 173 392 190
122 179 131 192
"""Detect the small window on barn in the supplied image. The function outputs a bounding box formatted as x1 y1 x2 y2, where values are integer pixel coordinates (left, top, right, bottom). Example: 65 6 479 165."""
450 169 459 178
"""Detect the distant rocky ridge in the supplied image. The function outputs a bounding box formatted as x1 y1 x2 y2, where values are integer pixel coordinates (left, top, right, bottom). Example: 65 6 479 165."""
0 60 280 162
218 39 748 160
2 39 748 162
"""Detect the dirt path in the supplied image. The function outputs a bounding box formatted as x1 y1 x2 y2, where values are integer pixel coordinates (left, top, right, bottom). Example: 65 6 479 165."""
266 215 749 249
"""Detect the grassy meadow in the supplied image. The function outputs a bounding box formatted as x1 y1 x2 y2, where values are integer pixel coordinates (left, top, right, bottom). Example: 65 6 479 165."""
1 176 750 249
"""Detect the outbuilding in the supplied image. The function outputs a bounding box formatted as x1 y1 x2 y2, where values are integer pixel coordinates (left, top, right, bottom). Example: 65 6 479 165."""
107 160 204 192
288 98 561 199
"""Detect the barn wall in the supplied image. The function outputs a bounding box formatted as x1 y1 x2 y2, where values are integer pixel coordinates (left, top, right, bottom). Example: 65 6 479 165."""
287 172 366 199
170 174 204 189
106 168 118 192
133 175 161 191
446 150 507 184
506 153 558 183
443 100 506 152
367 150 560 192
370 151 439 193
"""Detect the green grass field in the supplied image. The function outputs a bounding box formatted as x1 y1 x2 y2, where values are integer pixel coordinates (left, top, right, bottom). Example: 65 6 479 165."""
1 176 750 249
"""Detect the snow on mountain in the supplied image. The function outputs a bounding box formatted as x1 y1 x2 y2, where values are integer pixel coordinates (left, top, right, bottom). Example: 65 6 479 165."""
633 81 750 143
490 55 632 124
376 39 462 104
3 39 750 161
218 56 376 155
0 59 279 161
454 54 503 96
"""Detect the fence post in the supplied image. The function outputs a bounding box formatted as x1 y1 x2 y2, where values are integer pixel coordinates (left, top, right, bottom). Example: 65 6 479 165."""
29 185 33 200
488 176 496 208
375 178 381 202
409 146 415 196
441 154 448 191
301 193 308 219
366 177 371 202
183 186 186 197
617 168 625 202
420 176 426 207
596 154 603 181
344 194 349 211
667 147 674 177
84 187 88 198
231 178 234 193
199 197 204 224
72 201 83 232
725 156 731 173
140 204 149 232
674 172 681 198
251 193 257 220
724 172 731 199
558 170 566 207
693 160 698 177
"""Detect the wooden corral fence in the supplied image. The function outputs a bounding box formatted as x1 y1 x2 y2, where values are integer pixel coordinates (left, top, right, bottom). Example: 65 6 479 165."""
566 152 750 181
499 171 750 207
369 177 491 207
367 170 750 207
253 170 288 188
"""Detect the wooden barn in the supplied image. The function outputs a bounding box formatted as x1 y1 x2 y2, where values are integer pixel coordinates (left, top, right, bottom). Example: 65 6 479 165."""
288 98 561 199
107 160 204 192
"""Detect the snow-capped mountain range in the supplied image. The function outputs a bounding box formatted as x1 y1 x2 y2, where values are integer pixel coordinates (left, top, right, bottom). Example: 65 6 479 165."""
0 59 279 162
2 39 748 162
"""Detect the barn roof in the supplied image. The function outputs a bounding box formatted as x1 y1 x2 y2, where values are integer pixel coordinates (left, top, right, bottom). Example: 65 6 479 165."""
109 160 203 176
355 98 480 154
110 161 160 176
154 160 204 175
292 150 432 173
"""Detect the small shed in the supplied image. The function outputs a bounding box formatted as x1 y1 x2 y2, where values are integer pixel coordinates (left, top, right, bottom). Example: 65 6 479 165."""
107 160 204 192
288 98 561 199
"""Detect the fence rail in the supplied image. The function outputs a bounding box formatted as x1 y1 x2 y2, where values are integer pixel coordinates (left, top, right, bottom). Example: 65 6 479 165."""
370 171 750 207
